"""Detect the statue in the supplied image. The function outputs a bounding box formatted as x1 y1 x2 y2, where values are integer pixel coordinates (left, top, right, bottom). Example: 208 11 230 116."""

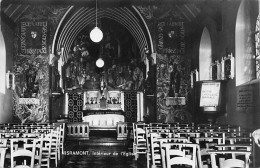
169 63 181 97
50 54 60 91
253 129 260 147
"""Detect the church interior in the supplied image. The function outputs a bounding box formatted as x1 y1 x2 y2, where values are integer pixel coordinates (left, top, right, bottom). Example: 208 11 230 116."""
1 0 260 167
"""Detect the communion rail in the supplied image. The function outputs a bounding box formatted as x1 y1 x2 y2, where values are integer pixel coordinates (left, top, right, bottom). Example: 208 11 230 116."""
66 122 129 140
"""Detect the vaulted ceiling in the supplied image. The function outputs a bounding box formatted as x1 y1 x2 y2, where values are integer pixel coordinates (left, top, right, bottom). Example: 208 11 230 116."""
1 0 222 24
1 0 223 62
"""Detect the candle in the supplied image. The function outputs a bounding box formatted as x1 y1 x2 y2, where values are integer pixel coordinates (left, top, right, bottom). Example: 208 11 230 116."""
195 69 199 81
190 72 193 88
231 53 234 79
221 57 225 80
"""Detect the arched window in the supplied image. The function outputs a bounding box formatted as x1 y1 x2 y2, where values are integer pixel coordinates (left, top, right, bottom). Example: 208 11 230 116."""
0 29 6 94
255 14 260 79
199 27 212 81
235 0 255 86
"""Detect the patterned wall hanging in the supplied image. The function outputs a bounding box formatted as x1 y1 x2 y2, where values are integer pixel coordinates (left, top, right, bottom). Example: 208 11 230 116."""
124 91 137 122
156 54 192 123
13 6 69 123
157 19 185 55
68 92 84 122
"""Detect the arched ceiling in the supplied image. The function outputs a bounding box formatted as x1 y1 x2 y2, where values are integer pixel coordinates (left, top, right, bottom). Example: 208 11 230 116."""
55 6 150 62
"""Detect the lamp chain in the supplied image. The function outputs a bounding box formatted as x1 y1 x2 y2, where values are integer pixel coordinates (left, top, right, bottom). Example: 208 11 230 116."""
95 0 97 27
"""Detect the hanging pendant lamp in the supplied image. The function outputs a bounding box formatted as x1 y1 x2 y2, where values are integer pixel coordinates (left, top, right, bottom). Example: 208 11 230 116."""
96 58 104 68
90 0 103 43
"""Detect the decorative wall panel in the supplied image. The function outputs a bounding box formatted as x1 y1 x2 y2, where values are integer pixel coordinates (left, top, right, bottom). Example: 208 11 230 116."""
13 6 69 123
68 92 84 122
124 91 137 122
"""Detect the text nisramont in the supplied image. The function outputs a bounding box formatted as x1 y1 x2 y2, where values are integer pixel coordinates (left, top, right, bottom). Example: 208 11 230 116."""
62 151 134 156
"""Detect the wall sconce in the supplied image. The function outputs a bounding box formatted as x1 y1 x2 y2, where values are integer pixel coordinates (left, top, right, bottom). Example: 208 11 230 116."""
6 70 15 90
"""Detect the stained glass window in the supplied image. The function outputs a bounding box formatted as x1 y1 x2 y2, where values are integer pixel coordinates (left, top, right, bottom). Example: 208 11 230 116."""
255 15 260 79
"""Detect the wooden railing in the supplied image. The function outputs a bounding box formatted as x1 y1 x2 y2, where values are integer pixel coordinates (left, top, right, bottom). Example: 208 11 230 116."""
67 122 89 140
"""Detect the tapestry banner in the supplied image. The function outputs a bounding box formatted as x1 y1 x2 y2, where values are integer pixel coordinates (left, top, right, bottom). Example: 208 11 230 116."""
19 20 48 55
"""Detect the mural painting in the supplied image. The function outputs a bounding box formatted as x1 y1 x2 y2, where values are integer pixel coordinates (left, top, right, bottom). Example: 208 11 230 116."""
13 6 69 123
63 23 145 92
156 54 192 123
155 10 192 123
136 5 193 123
13 54 49 123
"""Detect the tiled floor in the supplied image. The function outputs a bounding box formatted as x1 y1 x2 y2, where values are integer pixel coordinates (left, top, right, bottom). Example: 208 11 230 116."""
59 130 146 168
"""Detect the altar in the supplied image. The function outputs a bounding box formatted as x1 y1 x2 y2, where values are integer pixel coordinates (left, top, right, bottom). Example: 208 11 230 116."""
82 112 125 130
64 90 125 129
64 89 144 131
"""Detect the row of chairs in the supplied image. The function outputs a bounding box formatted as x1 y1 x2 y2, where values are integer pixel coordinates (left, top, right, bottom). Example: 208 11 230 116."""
133 122 253 168
0 122 65 168
0 123 54 131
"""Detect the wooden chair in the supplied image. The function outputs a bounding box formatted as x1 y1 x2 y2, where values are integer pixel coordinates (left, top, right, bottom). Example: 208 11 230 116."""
146 132 162 168
24 136 43 168
145 125 185 168
208 150 251 168
58 123 65 158
149 123 171 129
221 158 245 168
145 126 173 168
216 144 252 151
174 131 201 142
132 122 149 160
195 136 225 168
48 128 61 167
52 123 64 161
10 138 36 168
226 136 252 145
0 147 7 168
162 142 202 168
195 136 225 149
159 137 189 168
41 134 52 168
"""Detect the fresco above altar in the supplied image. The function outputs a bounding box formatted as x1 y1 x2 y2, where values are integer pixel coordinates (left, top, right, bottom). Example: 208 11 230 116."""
62 24 145 92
